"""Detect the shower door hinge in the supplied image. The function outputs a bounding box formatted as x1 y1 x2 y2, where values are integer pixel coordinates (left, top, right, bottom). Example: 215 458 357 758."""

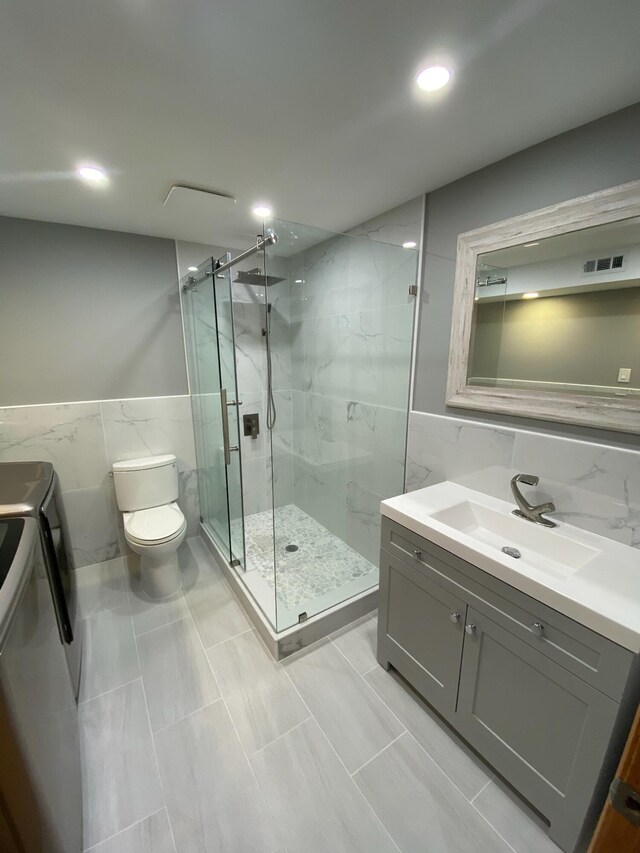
408 284 418 296
298 611 308 623
230 558 241 568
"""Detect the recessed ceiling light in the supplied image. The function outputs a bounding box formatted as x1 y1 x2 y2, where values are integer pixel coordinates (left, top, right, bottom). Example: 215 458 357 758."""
75 164 109 185
402 241 417 249
522 292 539 299
252 203 272 218
416 66 451 92
524 242 540 248
187 266 198 272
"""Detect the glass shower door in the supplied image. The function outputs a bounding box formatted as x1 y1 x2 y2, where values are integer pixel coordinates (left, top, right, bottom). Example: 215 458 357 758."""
214 257 245 567
264 220 419 631
183 257 245 567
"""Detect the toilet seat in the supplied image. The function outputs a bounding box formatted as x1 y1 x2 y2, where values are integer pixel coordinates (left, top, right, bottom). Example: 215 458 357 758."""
124 502 186 546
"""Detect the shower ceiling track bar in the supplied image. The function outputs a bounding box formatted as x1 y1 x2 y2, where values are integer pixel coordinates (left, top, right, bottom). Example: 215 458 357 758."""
183 231 278 291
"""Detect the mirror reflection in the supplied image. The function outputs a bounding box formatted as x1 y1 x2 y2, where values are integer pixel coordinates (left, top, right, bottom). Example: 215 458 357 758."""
468 217 640 399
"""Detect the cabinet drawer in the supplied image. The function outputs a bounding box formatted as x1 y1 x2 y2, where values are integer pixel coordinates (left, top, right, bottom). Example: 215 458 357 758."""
381 517 633 699
383 518 431 566
378 551 466 718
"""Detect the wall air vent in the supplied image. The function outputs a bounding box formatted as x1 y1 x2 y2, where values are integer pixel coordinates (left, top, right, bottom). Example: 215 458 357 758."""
582 255 624 274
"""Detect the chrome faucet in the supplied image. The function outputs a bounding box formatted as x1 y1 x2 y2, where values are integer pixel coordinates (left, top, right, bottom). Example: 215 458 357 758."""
510 474 557 528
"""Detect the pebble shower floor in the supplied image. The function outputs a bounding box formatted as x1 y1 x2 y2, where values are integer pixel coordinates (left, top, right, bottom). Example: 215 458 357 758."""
237 504 377 610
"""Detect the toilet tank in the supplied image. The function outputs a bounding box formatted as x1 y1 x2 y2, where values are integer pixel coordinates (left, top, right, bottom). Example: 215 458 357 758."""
112 454 179 511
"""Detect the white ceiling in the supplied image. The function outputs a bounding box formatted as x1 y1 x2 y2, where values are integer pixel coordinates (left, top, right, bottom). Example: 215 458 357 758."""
1 0 640 247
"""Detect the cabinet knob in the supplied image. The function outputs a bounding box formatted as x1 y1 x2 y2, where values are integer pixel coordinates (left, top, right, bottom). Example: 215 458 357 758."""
531 622 544 637
450 612 461 623
465 624 476 636
412 548 422 559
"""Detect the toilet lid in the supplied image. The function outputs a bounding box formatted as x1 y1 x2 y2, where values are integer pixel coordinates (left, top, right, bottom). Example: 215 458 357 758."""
124 502 185 544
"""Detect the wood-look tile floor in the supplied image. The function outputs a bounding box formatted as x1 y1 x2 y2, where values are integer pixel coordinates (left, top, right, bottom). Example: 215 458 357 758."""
77 537 563 853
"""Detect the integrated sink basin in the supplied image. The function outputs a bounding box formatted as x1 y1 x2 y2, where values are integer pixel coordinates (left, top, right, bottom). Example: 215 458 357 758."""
381 480 640 652
430 500 599 580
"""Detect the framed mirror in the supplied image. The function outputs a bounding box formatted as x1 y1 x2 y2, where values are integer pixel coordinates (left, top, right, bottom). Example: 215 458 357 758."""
446 180 640 434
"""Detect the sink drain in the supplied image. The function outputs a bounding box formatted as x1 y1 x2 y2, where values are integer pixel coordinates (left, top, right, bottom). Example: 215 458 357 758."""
285 544 299 553
501 546 521 559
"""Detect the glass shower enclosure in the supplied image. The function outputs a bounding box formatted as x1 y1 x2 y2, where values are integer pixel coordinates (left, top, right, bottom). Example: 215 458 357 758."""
183 219 418 633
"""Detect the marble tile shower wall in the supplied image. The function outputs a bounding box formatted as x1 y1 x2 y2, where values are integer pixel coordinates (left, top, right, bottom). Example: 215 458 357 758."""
288 198 422 565
0 395 200 567
406 411 640 549
229 273 294 515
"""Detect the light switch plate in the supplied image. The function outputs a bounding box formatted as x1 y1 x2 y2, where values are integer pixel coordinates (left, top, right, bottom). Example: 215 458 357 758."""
618 367 631 383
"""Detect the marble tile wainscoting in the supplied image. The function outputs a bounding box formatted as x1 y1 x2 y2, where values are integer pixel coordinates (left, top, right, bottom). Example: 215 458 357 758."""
0 395 200 567
406 411 640 549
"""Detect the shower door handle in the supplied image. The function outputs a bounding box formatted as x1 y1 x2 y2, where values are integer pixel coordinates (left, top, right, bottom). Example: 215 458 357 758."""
220 388 232 466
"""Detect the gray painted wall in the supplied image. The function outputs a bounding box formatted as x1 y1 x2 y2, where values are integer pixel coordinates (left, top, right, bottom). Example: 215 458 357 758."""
414 101 640 450
0 216 187 405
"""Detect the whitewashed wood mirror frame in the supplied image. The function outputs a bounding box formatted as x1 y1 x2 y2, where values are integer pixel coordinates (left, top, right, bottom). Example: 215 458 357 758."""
446 179 640 434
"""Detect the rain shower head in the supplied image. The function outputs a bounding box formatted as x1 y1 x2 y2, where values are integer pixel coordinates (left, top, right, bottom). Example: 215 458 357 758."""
233 267 286 287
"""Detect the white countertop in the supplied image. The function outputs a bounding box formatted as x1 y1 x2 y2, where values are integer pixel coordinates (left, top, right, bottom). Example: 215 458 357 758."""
381 482 640 653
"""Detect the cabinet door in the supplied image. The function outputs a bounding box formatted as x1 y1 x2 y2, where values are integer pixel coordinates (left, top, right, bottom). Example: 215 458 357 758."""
456 608 619 850
378 550 466 717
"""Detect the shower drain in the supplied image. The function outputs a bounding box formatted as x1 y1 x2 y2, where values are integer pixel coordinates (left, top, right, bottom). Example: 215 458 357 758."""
285 544 299 553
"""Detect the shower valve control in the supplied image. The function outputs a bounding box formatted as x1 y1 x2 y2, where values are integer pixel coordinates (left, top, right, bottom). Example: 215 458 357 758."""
243 413 260 440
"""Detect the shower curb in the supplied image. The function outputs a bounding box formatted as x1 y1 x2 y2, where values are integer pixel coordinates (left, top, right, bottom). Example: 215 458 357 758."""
198 525 377 660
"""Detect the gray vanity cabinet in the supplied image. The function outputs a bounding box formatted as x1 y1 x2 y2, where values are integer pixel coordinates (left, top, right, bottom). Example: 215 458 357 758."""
377 517 640 853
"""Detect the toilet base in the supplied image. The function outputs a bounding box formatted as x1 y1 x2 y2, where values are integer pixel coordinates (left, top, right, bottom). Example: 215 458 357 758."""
123 517 187 600
140 550 182 599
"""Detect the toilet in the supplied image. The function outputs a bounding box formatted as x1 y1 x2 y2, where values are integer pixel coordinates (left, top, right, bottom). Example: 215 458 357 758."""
112 454 187 599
